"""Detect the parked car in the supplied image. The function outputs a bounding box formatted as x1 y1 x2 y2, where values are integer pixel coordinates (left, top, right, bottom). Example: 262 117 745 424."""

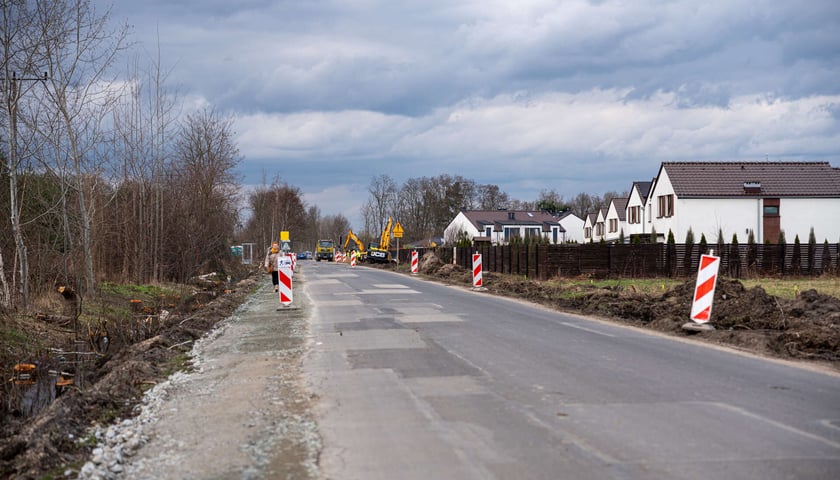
305 251 313 259
297 252 307 259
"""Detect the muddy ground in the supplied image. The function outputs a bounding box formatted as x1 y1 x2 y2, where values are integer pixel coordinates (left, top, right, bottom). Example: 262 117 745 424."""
0 269 260 479
2 254 839 478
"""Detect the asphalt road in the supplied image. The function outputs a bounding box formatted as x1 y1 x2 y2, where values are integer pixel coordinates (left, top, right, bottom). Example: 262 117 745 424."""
303 261 840 480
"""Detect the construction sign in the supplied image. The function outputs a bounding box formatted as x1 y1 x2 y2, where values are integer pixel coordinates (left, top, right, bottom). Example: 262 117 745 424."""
690 254 720 323
393 222 404 238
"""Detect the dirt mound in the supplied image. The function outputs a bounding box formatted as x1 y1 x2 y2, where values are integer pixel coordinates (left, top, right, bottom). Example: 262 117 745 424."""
419 252 445 274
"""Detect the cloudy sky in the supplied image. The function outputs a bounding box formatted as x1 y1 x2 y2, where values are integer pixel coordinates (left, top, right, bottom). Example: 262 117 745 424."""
100 0 840 227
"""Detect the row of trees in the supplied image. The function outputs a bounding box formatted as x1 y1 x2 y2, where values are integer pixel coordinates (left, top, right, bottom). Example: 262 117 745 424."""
240 177 351 255
1 1 326 312
357 173 627 245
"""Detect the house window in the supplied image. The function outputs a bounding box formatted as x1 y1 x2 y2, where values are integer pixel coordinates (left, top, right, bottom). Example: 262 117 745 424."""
609 219 618 233
628 206 640 224
485 226 492 238
552 227 558 243
504 227 520 241
524 227 541 241
595 223 604 236
763 205 779 216
658 194 674 218
584 227 591 239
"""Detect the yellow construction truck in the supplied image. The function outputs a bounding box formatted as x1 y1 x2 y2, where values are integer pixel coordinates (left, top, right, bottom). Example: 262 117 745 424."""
315 239 335 262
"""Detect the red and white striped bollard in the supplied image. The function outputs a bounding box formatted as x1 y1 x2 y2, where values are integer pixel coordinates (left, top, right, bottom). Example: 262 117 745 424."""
472 253 483 288
684 252 720 331
411 250 418 274
278 265 293 306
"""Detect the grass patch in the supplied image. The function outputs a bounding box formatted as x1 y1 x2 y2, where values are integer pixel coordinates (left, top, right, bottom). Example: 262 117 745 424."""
162 352 192 377
97 281 183 300
741 277 840 299
550 278 683 295
1 327 31 348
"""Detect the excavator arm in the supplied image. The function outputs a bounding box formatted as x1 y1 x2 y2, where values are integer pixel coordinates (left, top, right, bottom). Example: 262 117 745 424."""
380 217 393 250
343 229 366 253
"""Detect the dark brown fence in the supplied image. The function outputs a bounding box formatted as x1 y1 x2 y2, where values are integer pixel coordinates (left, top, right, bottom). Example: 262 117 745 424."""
401 243 840 280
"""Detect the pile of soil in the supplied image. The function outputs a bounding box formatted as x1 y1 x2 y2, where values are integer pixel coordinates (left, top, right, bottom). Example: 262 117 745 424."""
0 269 259 479
405 254 840 366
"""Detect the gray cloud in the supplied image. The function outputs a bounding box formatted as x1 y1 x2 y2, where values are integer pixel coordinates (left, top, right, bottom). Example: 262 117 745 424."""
99 0 840 227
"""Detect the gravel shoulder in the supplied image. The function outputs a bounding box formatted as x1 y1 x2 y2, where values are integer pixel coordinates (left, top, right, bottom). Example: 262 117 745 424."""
79 274 320 480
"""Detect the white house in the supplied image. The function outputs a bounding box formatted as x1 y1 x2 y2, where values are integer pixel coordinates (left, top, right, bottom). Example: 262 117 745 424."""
557 211 585 243
604 197 629 242
444 210 584 245
583 213 596 243
593 208 608 242
646 161 840 244
625 180 653 239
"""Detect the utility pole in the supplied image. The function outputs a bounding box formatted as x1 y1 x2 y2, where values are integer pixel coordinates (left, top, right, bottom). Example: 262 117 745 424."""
2 71 48 310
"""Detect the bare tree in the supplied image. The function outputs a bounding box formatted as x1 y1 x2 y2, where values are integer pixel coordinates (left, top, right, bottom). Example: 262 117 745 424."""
364 174 397 236
1 0 44 309
570 192 600 219
320 214 350 247
244 178 307 254
109 48 179 283
168 107 241 278
35 0 130 293
476 183 509 210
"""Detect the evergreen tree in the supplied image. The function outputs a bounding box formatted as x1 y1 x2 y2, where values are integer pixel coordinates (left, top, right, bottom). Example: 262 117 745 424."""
730 233 742 278
666 229 677 277
807 227 817 274
822 239 831 275
683 228 695 274
747 229 758 271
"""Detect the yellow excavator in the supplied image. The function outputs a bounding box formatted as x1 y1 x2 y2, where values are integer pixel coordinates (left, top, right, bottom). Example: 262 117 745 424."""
367 217 393 263
342 229 367 262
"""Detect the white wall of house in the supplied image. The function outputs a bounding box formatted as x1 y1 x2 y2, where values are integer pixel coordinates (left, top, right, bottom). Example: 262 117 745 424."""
604 201 627 242
559 215 585 243
626 186 647 237
444 212 480 244
647 169 674 241
594 209 607 242
583 215 595 243
667 198 762 243
778 198 840 243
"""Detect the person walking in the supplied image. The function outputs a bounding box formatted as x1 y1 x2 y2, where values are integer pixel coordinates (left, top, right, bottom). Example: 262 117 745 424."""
264 242 281 292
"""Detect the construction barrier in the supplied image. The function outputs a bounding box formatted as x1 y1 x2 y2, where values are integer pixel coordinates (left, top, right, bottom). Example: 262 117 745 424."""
350 250 357 267
411 250 419 274
690 254 720 323
472 253 483 288
279 265 293 306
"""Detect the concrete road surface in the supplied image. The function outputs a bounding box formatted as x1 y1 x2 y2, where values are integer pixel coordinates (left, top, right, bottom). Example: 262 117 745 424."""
304 261 840 480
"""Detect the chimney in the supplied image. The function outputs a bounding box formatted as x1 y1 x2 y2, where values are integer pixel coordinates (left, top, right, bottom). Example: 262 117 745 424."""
743 181 761 195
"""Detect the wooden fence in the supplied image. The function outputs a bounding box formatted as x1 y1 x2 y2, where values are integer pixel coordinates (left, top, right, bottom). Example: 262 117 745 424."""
399 243 840 280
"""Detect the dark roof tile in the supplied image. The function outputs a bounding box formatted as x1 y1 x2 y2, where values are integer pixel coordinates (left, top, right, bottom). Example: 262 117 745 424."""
662 162 840 197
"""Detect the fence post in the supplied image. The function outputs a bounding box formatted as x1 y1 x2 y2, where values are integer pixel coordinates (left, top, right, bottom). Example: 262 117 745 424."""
525 244 529 278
